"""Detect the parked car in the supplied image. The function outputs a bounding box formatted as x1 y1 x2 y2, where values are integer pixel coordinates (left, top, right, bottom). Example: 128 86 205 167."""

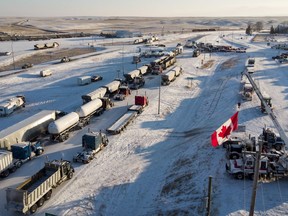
60 56 71 63
22 63 33 69
91 75 103 82
73 151 93 163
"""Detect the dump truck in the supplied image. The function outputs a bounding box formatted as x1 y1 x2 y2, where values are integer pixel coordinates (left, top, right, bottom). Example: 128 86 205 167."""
73 132 108 163
0 141 44 178
48 112 79 142
6 160 74 214
0 110 57 150
0 95 26 117
107 95 148 134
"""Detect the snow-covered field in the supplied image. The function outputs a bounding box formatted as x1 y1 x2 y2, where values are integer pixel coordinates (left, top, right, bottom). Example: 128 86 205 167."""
1 29 288 216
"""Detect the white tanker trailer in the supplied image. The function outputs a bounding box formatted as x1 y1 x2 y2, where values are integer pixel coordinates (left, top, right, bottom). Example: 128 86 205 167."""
81 87 107 104
48 112 79 142
102 80 121 96
76 99 104 128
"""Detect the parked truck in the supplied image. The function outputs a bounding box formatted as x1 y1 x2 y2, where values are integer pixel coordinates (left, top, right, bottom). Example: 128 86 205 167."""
76 98 106 128
0 110 57 150
0 141 44 178
124 70 141 83
77 76 92 86
129 76 145 90
0 95 26 117
82 87 107 104
48 112 79 142
6 159 74 214
102 80 121 96
73 132 108 163
113 86 131 100
107 95 149 134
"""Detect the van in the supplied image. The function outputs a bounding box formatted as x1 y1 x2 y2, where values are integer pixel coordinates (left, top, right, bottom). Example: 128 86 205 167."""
40 69 52 77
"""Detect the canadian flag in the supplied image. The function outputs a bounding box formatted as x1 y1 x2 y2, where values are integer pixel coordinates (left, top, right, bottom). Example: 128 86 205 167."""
211 111 239 147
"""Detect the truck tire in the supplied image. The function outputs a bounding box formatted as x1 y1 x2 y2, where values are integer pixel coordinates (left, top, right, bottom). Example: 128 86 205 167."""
275 145 282 151
235 172 244 180
30 204 38 214
1 170 10 178
44 190 52 200
16 161 22 168
67 171 73 179
37 197 45 207
10 166 17 173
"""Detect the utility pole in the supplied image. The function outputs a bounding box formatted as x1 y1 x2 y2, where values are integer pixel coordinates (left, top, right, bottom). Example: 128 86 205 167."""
249 138 263 216
206 176 212 216
158 75 161 114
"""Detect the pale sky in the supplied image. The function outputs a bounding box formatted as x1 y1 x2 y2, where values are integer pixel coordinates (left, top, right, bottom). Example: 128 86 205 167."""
1 0 288 17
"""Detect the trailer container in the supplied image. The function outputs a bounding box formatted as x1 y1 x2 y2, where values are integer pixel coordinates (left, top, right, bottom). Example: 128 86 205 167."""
124 70 141 83
0 110 57 150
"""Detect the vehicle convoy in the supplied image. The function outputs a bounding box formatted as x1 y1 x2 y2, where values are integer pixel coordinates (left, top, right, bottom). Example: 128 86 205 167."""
0 95 26 117
73 132 108 163
6 159 74 214
0 141 44 177
107 95 148 134
129 76 145 90
114 85 131 100
0 110 57 150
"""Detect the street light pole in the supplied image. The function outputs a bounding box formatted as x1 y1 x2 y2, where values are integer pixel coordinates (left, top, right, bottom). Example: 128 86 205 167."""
158 75 161 114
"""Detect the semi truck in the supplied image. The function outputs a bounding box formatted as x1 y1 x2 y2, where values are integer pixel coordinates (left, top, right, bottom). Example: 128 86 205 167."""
48 112 79 142
102 80 121 96
0 141 44 178
73 132 108 163
81 87 107 104
129 76 145 90
0 95 26 117
124 70 141 83
161 66 182 85
0 110 57 150
6 159 74 214
137 65 149 76
107 95 148 134
113 86 131 100
76 98 108 128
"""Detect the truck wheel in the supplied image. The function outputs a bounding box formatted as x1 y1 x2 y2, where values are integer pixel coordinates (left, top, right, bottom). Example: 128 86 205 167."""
2 170 10 178
10 166 17 173
275 145 282 151
229 153 240 159
30 204 38 214
44 190 52 200
235 172 244 180
37 197 45 207
67 172 73 179
16 161 22 168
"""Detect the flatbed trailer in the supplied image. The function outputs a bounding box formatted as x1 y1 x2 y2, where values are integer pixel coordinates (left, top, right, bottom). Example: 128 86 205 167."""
106 111 138 134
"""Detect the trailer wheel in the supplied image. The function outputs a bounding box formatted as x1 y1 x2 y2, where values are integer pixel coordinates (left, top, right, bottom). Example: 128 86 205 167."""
44 190 52 200
30 204 38 214
37 197 45 207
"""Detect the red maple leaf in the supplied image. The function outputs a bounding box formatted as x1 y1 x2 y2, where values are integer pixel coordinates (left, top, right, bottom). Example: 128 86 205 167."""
218 125 232 139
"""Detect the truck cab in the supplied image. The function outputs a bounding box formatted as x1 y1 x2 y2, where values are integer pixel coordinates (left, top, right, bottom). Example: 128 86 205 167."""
11 141 44 163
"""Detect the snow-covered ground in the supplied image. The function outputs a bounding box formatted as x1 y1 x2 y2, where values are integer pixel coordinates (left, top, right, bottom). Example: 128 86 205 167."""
1 30 288 216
